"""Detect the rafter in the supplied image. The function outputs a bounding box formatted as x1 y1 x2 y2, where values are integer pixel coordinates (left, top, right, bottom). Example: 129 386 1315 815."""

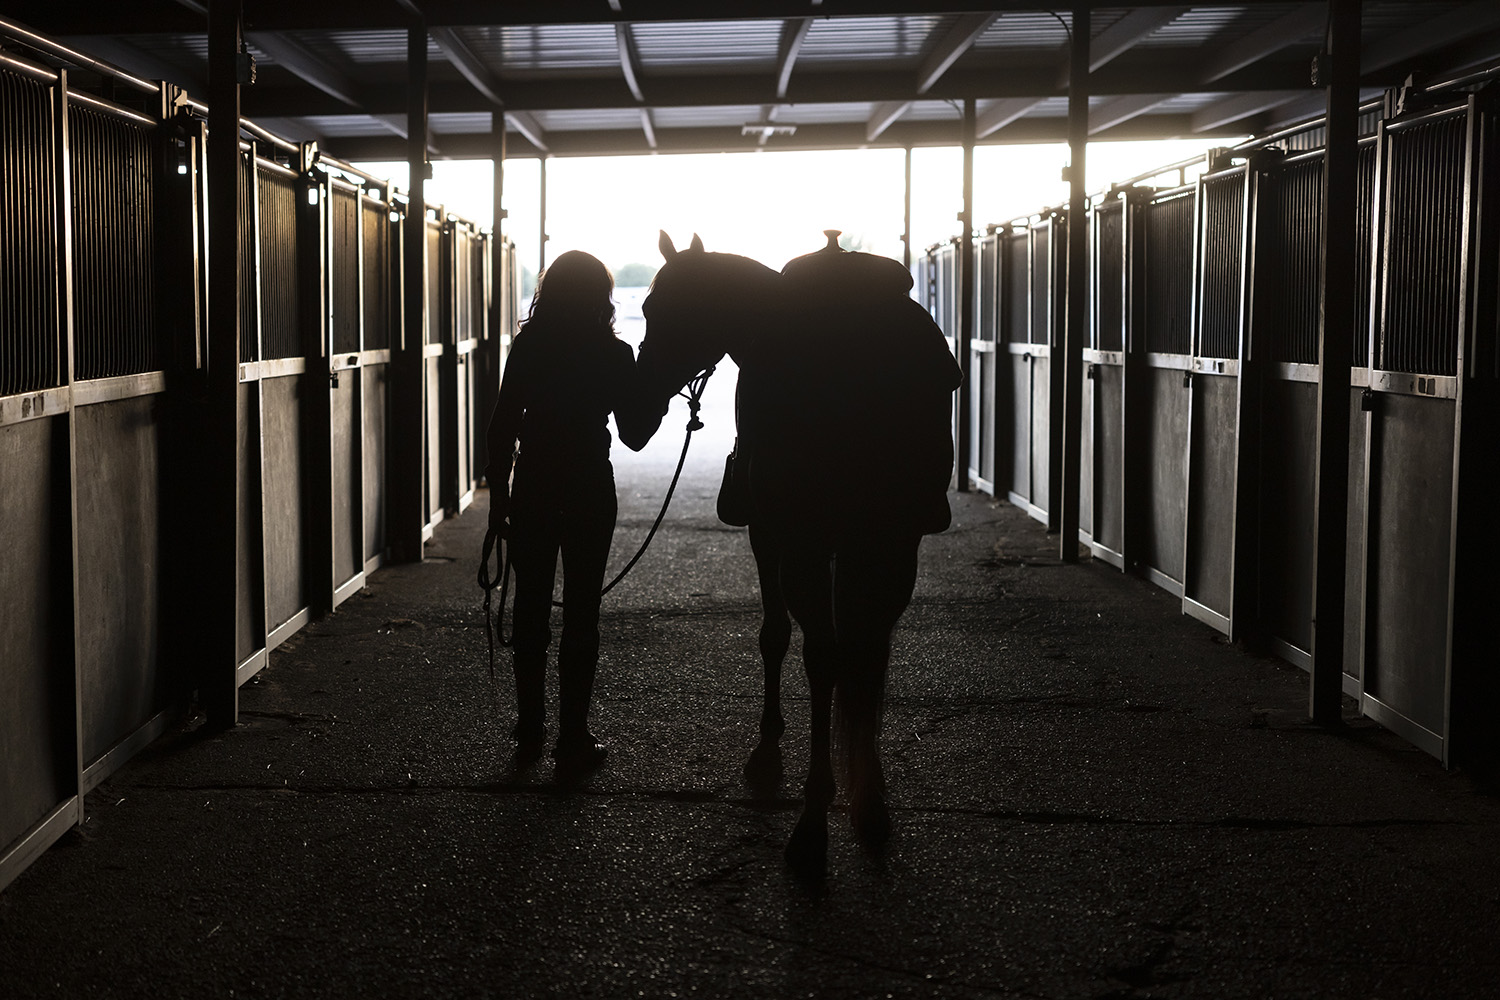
431 26 504 106
1089 93 1172 134
60 35 202 94
916 12 996 94
1190 89 1305 132
506 110 549 152
866 100 911 142
1199 3 1323 83
1362 0 1500 73
615 23 645 102
776 18 814 99
641 108 657 149
245 30 363 107
1090 6 1188 71
975 97 1044 138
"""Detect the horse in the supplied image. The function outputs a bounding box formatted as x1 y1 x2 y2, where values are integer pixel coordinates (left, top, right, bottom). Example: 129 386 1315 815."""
619 231 961 877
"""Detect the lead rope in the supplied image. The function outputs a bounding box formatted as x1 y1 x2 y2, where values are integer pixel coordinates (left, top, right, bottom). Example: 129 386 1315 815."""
479 366 716 683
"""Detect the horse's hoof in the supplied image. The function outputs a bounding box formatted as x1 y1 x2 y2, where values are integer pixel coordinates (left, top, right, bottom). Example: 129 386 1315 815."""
743 738 783 796
850 794 892 849
785 812 828 880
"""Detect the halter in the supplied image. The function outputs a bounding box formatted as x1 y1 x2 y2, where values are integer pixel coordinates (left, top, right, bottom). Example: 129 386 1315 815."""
478 366 716 683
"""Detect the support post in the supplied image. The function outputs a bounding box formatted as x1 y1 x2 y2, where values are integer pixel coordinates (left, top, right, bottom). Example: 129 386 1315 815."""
1059 3 1090 563
203 0 243 727
392 17 428 562
1309 0 1360 723
538 155 549 273
902 145 913 271
479 113 507 485
957 99 975 492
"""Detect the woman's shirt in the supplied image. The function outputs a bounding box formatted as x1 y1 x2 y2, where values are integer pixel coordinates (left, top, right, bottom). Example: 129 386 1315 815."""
486 319 636 495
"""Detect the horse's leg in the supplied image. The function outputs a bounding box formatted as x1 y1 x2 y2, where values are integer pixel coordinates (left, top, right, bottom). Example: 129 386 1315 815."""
834 533 921 848
778 544 837 878
748 521 790 738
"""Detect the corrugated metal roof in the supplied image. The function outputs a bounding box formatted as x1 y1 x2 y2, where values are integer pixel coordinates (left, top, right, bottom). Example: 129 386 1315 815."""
798 16 946 67
630 20 782 73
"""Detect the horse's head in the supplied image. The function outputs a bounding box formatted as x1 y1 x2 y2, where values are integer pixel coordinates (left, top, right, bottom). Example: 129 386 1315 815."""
638 231 781 399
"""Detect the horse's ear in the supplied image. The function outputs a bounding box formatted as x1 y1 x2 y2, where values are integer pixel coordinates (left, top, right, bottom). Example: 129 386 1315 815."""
658 230 677 260
689 232 705 253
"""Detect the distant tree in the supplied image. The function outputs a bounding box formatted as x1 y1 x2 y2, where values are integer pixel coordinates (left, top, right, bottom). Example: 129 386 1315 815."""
838 232 876 253
519 264 537 303
613 262 659 287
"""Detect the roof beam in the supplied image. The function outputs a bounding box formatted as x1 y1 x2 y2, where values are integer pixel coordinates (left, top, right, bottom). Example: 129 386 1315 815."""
1089 93 1172 134
244 30 363 107
60 35 203 94
916 12 996 93
975 97 1044 138
1190 89 1307 132
1362 0 1500 73
431 26 505 106
615 23 646 102
776 18 814 99
866 100 910 141
1199 3 1324 83
506 110 549 152
322 112 1252 162
1090 6 1188 71
242 61 1315 119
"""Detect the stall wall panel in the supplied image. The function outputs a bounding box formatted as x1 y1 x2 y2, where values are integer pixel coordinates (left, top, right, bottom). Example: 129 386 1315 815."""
425 358 442 520
1030 354 1051 514
237 384 265 664
979 350 996 488
1094 366 1125 555
1365 394 1456 738
1344 388 1368 680
362 364 389 565
332 376 360 588
1141 366 1189 588
1257 379 1318 653
262 375 309 632
457 356 473 498
0 417 73 851
1080 374 1094 534
1008 357 1031 497
75 396 167 764
1184 375 1239 618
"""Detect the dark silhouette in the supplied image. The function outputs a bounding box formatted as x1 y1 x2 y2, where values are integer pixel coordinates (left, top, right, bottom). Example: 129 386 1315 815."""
486 250 652 776
627 230 962 876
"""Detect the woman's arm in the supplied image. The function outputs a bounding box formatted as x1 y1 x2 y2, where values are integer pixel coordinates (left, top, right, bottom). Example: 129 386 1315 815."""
485 335 530 515
611 338 666 452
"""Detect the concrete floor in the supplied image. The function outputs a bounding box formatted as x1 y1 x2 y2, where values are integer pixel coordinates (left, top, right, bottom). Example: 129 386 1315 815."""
3 411 1500 998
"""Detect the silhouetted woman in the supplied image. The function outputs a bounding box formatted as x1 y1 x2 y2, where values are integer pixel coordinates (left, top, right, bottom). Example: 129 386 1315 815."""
486 250 645 773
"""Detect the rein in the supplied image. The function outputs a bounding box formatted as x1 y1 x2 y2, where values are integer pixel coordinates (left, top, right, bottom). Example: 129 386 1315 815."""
479 366 716 679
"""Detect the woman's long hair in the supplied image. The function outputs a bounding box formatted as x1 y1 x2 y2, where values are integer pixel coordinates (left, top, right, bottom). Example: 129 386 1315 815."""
526 250 616 334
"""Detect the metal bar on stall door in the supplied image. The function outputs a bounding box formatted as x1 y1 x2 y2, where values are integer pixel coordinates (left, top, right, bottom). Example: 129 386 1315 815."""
1309 0 1361 724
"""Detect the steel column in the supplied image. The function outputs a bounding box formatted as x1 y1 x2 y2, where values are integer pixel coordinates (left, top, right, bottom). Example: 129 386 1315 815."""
1060 3 1090 562
1309 0 1360 723
538 155 548 272
957 98 975 492
204 0 243 726
392 19 428 562
480 113 507 485
902 145 912 271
